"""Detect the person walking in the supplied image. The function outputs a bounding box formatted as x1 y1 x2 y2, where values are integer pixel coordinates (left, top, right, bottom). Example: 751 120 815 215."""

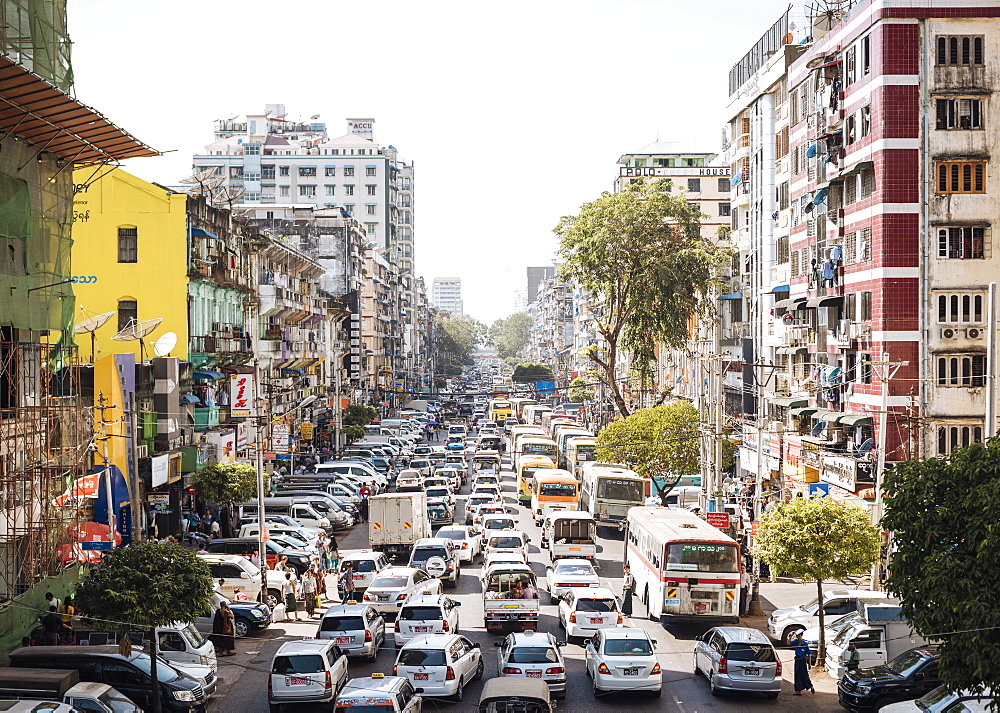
212 601 236 656
359 495 369 524
841 641 861 674
41 606 63 646
282 572 300 622
339 564 356 603
792 631 815 695
301 569 318 618
621 565 635 617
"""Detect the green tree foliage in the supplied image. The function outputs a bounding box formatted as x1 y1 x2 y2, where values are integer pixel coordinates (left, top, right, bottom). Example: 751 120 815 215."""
556 179 728 416
512 363 555 384
568 375 595 403
343 425 366 444
191 461 260 504
753 498 881 659
76 542 214 713
884 440 1000 693
489 312 532 360
343 404 377 427
595 402 700 502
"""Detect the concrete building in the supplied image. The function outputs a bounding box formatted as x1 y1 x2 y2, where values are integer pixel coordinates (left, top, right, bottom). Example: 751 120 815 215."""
432 277 464 316
526 266 556 303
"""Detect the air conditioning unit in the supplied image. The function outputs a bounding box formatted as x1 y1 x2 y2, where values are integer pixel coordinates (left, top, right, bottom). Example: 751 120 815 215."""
850 323 872 339
940 328 959 339
967 328 982 339
136 445 148 459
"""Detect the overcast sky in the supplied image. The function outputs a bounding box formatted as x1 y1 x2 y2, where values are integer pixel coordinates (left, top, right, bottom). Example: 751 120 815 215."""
68 0 791 323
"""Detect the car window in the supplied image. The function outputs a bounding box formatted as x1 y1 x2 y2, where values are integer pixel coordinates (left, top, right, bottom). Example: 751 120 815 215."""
321 616 365 631
273 655 325 674
413 571 428 583
371 576 408 588
854 629 884 649
710 632 725 654
725 642 777 662
576 598 618 612
326 647 343 666
398 648 446 666
825 599 851 615
400 606 443 621
101 663 144 686
509 646 558 663
448 641 464 660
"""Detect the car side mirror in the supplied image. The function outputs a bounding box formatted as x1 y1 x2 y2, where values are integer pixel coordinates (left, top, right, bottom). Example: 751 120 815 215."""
557 641 567 647
914 672 925 681
584 638 592 647
454 601 462 607
240 572 251 579
472 642 480 648
651 640 658 646
414 687 424 693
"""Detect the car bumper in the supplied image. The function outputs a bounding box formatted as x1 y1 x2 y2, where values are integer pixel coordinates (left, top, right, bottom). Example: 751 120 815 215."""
711 675 781 694
342 640 379 658
566 621 620 639
594 673 661 692
457 549 475 562
366 598 406 614
269 691 336 705
838 688 878 712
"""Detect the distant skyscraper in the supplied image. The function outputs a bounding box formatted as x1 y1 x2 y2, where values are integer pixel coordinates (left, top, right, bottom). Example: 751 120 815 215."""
526 265 555 303
512 290 527 313
432 277 463 316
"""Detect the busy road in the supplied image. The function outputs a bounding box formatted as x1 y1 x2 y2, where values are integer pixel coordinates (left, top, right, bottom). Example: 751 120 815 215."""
210 446 841 712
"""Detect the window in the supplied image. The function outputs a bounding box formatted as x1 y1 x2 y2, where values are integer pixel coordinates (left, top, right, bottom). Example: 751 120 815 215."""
937 424 984 455
936 36 985 66
245 191 261 202
279 186 290 196
299 185 316 197
846 114 857 144
245 143 261 155
718 178 730 193
938 227 988 259
936 354 987 386
117 227 137 263
844 175 857 204
776 236 789 263
229 166 243 179
279 166 290 176
366 166 377 176
634 158 647 167
261 165 275 180
325 166 336 177
365 223 377 236
936 98 983 130
777 181 789 210
344 166 355 177
717 202 731 217
860 291 872 321
844 292 857 321
860 105 871 137
936 161 986 194
859 227 872 260
860 169 874 198
861 35 871 75
366 184 377 196
244 171 260 182
654 158 673 167
687 178 701 192
937 292 984 323
367 204 377 215
790 250 800 277
845 46 857 85
298 166 316 177
844 231 857 264
344 184 355 196
117 300 137 331
859 353 872 384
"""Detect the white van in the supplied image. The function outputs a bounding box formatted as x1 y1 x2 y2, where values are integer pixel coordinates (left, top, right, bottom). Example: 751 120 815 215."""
239 498 331 531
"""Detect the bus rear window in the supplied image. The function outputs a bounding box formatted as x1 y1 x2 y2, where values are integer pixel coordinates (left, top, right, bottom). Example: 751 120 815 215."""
596 478 643 502
539 483 576 497
524 444 554 455
666 543 738 573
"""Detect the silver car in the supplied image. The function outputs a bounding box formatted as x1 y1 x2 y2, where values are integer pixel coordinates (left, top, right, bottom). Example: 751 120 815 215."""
316 604 385 660
693 626 781 699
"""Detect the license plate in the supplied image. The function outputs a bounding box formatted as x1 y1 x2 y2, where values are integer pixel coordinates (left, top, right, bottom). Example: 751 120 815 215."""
695 603 707 610
415 626 428 632
353 574 364 580
590 617 602 624
624 668 640 676
335 637 351 644
377 594 388 601
569 547 580 551
287 677 308 685
527 671 542 678
744 667 761 676
414 673 429 681
506 613 520 620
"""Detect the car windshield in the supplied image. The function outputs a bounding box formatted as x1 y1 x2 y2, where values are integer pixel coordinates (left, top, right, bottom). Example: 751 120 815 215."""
273 654 325 675
427 505 447 516
604 638 653 656
321 616 365 631
437 530 465 540
469 498 493 507
576 598 618 612
401 606 444 620
485 520 513 529
917 686 956 710
427 488 449 497
726 643 777 662
596 478 644 502
539 483 576 497
397 648 446 666
508 646 558 664
665 543 739 573
886 649 929 677
181 623 207 649
131 655 181 682
488 537 524 549
101 692 139 713
370 576 408 588
343 559 377 573
555 564 594 576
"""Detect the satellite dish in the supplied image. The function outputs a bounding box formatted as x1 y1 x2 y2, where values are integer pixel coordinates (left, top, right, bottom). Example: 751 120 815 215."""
179 167 218 185
73 310 115 363
111 318 163 361
212 184 246 208
153 332 177 357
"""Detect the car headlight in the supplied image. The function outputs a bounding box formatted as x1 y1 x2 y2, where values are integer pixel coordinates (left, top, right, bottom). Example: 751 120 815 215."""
856 684 872 695
251 609 266 619
174 690 197 702
200 655 211 665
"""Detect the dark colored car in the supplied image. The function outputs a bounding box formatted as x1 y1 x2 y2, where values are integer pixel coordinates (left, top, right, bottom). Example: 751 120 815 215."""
205 538 311 575
838 646 941 712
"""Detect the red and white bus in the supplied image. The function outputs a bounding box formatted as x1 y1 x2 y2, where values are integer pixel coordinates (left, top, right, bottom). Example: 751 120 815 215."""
625 507 741 624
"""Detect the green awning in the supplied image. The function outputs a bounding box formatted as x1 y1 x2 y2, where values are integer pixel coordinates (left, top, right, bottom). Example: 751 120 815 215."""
771 397 807 408
839 414 873 426
813 411 843 422
776 346 808 355
790 407 819 417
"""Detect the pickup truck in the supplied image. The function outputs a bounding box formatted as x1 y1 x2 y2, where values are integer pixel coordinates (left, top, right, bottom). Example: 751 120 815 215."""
825 600 930 679
0 669 139 713
546 511 597 561
482 563 540 633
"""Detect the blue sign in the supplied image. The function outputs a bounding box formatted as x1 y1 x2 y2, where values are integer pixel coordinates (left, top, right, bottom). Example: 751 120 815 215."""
275 454 292 461
536 380 556 395
809 483 830 498
81 541 113 551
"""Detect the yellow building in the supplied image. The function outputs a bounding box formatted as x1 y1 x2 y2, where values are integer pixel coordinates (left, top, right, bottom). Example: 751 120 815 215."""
71 168 189 361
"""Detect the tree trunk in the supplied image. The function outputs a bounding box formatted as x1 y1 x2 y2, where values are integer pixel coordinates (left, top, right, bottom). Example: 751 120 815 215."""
149 626 163 713
603 338 631 418
816 579 826 666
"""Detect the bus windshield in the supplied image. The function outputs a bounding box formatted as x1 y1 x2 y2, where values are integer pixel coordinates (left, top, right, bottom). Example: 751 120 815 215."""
524 443 555 456
596 478 644 502
539 482 577 497
665 543 739 573
576 446 596 460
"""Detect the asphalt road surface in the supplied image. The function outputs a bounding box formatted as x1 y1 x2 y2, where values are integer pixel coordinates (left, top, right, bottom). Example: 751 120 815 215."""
210 453 842 712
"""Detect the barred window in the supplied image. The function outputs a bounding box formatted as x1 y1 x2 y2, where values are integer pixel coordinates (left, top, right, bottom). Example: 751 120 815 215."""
777 236 789 264
936 354 987 387
790 250 800 277
937 293 984 323
844 176 857 204
860 168 873 198
936 36 984 66
117 300 137 332
860 227 872 261
938 227 988 259
937 424 984 455
778 181 789 210
117 227 137 263
843 231 857 264
937 161 986 194
936 98 983 130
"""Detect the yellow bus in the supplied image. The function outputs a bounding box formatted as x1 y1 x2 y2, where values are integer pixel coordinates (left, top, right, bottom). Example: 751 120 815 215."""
564 436 598 478
531 470 579 524
488 398 513 423
518 436 558 463
516 455 556 505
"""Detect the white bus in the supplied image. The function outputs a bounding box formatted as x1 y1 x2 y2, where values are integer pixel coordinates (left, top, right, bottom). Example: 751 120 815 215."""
578 462 646 530
625 507 741 624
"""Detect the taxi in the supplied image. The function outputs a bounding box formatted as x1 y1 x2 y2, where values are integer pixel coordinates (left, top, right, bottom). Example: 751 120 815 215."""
335 673 422 712
339 550 392 592
362 567 444 616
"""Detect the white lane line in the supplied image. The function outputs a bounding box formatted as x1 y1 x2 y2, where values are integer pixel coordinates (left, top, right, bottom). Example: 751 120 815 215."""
671 691 686 712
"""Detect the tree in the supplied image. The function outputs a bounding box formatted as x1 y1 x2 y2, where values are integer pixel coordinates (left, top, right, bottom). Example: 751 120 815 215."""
343 404 377 427
191 461 260 504
594 402 700 504
883 440 1000 693
343 425 366 443
568 375 595 403
76 542 214 713
512 362 554 384
488 312 532 360
556 179 728 417
753 498 881 659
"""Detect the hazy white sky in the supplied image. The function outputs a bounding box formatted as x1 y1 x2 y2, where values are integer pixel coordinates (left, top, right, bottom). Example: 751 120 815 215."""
68 0 790 323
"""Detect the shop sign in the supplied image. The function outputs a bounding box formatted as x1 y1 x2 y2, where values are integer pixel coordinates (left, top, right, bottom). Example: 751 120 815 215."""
272 424 289 453
706 512 731 528
151 454 170 488
148 493 169 506
738 446 758 475
822 455 858 491
742 425 758 450
230 374 254 418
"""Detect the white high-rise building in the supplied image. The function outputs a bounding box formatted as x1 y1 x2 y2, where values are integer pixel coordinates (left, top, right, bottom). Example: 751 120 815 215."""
432 277 463 316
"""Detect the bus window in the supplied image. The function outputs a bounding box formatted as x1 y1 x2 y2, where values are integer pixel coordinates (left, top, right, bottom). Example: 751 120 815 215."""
597 478 644 502
666 543 739 573
539 482 576 497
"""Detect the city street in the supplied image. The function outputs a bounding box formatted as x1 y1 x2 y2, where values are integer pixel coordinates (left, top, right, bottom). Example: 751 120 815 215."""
210 455 849 712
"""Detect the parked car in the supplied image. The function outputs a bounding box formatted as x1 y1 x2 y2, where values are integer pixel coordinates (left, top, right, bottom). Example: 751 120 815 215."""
881 686 998 713
767 590 888 644
205 538 310 574
316 604 385 660
585 627 661 698
838 646 941 713
393 593 462 648
494 630 567 698
693 626 781 699
268 639 349 713
393 634 483 701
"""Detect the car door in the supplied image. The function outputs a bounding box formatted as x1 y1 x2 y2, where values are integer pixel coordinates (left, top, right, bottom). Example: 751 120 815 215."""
824 598 852 617
586 631 601 674
456 637 479 680
99 660 152 710
852 628 886 669
327 645 349 691
560 592 574 626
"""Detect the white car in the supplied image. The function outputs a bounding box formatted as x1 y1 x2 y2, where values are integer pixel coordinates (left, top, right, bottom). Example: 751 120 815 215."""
545 558 600 602
339 549 393 592
362 567 443 615
483 551 527 571
393 634 484 701
465 494 500 524
422 477 453 491
494 630 568 698
393 593 461 647
433 525 482 563
434 467 464 490
425 486 455 508
472 474 501 490
471 504 507 527
585 627 662 698
471 484 502 501
480 514 517 533
482 530 529 562
558 587 623 643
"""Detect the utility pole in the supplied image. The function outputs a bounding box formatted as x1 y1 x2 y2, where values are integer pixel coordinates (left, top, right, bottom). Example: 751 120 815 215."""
870 352 908 591
985 282 996 438
94 393 117 545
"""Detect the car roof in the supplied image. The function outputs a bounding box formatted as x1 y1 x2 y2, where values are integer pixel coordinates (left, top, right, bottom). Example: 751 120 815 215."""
552 558 594 567
569 587 616 599
399 633 459 649
713 626 772 644
507 630 556 646
414 538 453 547
601 627 651 640
321 604 373 616
401 593 446 605
341 676 408 696
378 567 420 576
342 550 383 560
276 639 338 655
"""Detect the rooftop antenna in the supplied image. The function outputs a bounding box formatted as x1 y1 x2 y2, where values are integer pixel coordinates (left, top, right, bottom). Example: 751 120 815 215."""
153 332 178 357
211 184 246 211
73 309 115 363
110 318 163 361
179 167 225 196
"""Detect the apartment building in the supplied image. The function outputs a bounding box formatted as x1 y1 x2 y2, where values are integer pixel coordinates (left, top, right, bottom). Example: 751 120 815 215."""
431 277 464 316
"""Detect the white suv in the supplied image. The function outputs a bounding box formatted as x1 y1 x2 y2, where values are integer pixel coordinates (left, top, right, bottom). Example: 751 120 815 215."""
268 639 349 713
393 593 461 647
393 634 483 701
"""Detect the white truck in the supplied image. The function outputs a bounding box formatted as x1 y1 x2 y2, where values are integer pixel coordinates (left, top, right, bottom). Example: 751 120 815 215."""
547 511 597 561
482 562 540 633
0 669 140 713
368 492 430 560
825 600 930 679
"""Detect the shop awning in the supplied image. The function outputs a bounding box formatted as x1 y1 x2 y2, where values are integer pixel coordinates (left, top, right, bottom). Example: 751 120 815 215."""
814 410 846 423
0 54 158 165
774 297 807 310
770 396 807 408
839 414 873 426
193 370 225 380
717 293 743 300
776 346 808 355
806 296 843 308
191 228 218 239
770 285 790 293
180 394 201 404
790 407 819 417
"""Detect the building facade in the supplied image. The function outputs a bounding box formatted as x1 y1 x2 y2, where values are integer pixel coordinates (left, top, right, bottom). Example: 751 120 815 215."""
431 277 464 316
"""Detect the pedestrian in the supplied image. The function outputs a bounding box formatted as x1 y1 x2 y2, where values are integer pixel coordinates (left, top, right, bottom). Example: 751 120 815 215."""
282 572 300 622
41 606 62 646
359 495 369 524
791 631 815 695
339 564 356 603
44 592 61 612
214 578 225 595
211 518 221 539
275 555 291 573
841 641 861 673
249 551 261 569
212 601 236 656
739 567 751 617
302 569 318 618
621 565 635 616
314 558 329 602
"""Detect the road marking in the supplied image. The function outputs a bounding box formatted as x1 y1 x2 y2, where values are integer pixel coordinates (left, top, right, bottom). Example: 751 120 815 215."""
671 692 686 712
